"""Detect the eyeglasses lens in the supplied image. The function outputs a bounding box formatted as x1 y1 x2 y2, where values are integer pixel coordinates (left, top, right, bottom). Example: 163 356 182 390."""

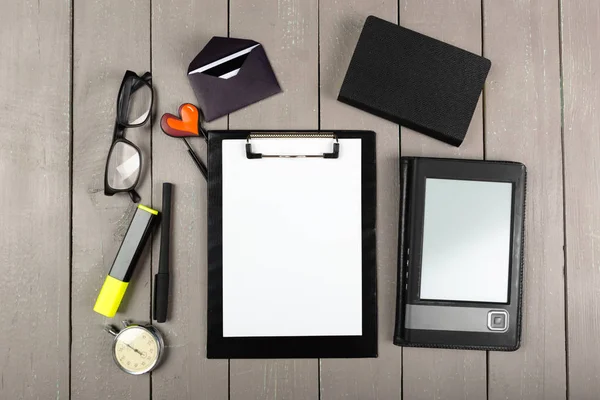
107 141 141 190
127 81 152 125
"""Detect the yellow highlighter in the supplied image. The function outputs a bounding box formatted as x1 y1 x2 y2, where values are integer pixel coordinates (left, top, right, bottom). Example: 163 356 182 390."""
94 204 159 317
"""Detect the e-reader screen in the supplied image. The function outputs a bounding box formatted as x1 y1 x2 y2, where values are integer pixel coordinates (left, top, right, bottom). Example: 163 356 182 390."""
419 178 513 303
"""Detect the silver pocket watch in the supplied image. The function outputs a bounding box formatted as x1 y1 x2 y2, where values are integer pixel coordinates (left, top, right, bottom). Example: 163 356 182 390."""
106 321 165 375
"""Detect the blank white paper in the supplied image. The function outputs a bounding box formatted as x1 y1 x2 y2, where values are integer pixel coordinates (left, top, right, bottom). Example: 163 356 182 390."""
420 178 513 303
222 138 363 337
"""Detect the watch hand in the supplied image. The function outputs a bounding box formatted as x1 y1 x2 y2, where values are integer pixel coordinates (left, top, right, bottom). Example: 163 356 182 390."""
123 342 143 356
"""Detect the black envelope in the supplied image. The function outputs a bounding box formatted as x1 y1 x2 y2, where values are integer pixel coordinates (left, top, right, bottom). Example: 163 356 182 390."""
188 37 282 122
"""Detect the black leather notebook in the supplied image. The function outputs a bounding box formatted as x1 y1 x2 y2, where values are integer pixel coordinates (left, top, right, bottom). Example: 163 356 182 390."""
206 131 377 358
339 16 491 147
395 157 526 351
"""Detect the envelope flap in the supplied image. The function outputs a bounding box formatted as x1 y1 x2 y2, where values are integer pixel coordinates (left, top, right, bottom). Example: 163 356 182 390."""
188 36 259 73
235 44 279 84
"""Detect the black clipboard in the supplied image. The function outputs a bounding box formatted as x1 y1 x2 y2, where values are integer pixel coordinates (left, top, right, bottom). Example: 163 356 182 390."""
206 130 377 358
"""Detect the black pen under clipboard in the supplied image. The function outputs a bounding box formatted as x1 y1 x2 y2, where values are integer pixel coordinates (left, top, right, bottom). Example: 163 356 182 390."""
182 137 208 179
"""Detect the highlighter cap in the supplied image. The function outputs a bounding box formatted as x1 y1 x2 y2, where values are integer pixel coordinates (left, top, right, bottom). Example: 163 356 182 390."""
94 275 129 318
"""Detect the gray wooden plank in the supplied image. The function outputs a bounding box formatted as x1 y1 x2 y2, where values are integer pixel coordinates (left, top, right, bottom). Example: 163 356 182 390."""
150 0 229 398
228 0 320 398
399 1 487 399
484 1 566 399
318 4 402 399
71 1 152 398
562 0 600 398
0 0 71 398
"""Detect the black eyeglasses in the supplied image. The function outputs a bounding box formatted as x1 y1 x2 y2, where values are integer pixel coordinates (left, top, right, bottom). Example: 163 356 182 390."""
104 70 153 203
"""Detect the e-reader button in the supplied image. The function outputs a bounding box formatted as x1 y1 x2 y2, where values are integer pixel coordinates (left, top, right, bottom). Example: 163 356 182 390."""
487 310 508 332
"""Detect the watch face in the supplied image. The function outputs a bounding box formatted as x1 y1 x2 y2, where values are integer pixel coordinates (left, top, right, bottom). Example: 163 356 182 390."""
113 326 161 374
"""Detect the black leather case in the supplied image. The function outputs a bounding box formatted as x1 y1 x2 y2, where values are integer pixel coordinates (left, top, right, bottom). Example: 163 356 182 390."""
338 16 491 147
395 157 526 351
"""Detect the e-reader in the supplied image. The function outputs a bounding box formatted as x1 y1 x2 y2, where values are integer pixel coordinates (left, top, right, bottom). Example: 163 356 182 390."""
395 157 526 351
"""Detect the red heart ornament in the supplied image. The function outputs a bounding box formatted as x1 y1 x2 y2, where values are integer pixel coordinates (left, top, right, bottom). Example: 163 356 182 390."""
160 103 201 138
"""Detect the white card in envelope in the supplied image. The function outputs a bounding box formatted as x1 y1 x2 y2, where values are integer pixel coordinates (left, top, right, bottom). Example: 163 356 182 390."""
221 138 363 337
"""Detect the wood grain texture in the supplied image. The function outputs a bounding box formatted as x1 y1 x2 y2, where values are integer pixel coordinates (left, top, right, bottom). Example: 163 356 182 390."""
399 1 487 399
318 3 402 399
484 1 566 399
0 0 71 398
1 1 586 398
72 0 152 398
150 0 229 398
228 0 320 399
562 0 600 397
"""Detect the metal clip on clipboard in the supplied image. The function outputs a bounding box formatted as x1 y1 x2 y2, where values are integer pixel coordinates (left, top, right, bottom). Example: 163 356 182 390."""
245 133 340 159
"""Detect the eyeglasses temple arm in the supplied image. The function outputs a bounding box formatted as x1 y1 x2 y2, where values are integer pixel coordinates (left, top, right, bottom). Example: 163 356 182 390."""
129 189 141 203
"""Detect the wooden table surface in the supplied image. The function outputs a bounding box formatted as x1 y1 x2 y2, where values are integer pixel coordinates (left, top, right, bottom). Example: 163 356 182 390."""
1 0 597 398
